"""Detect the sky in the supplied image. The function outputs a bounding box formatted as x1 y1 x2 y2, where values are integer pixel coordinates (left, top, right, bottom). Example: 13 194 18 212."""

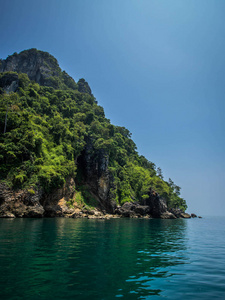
1 0 225 216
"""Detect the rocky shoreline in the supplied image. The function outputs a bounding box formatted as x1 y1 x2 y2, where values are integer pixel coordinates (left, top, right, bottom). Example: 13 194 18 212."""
0 180 200 220
0 184 197 220
0 208 200 220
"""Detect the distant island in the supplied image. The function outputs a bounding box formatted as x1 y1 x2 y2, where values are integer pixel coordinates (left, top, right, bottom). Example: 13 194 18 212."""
0 49 191 219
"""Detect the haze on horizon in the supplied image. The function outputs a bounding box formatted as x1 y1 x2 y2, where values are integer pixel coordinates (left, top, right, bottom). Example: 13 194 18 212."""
0 0 224 216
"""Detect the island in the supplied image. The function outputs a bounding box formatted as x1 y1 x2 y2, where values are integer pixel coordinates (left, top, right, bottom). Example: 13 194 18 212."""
0 49 191 219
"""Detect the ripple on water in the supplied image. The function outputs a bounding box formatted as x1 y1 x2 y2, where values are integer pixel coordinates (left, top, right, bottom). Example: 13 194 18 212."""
0 217 225 299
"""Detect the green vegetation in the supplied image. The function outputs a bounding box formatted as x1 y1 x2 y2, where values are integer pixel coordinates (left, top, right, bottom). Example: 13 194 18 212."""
0 66 187 211
71 186 99 209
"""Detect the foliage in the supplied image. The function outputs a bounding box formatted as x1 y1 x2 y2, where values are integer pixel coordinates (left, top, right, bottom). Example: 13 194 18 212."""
0 67 187 210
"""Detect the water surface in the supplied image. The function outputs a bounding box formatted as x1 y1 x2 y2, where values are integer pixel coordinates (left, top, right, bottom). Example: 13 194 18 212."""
0 217 225 299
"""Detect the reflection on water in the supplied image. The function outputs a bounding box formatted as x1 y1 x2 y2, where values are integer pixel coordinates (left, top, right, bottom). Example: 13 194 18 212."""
0 217 225 299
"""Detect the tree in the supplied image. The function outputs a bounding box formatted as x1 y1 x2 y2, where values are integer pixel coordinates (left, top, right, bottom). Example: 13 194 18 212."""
174 185 181 196
157 167 163 179
168 178 175 189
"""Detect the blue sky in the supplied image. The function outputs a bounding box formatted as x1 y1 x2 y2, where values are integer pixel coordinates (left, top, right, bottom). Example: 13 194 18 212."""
1 0 225 216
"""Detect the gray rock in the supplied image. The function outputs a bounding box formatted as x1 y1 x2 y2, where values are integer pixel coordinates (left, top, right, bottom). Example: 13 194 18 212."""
160 212 176 219
141 188 167 218
77 78 92 96
0 49 77 90
0 73 19 92
180 212 191 218
0 212 15 218
134 205 150 215
115 202 159 218
0 183 44 218
77 138 116 213
0 177 77 218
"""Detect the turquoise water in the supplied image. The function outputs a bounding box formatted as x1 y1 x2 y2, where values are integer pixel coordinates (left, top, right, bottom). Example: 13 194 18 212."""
0 217 225 299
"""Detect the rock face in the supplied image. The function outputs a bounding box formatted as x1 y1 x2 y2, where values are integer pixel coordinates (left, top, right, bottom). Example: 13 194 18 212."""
0 183 44 218
141 188 168 218
77 78 93 96
0 72 19 93
115 202 150 218
76 142 178 218
115 199 176 219
0 179 187 219
0 177 76 218
0 49 77 90
41 177 76 217
77 139 117 213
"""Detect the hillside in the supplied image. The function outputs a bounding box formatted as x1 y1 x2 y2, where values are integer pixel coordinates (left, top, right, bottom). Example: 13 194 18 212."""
0 49 188 218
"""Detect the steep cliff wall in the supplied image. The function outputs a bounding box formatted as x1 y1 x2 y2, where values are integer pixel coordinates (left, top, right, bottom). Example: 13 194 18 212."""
77 139 117 213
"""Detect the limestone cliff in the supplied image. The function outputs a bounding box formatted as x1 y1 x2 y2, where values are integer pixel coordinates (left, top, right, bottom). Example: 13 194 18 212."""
0 49 77 90
77 138 117 213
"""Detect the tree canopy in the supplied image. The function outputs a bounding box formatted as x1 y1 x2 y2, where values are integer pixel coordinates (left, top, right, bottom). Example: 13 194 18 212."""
0 70 187 211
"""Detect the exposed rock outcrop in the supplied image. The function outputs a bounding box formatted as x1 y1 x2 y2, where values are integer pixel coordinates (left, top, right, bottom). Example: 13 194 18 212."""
0 49 77 90
78 78 93 96
0 72 19 93
141 188 173 218
169 208 191 218
115 200 176 219
0 179 188 219
41 177 76 217
115 202 150 218
0 183 44 218
0 150 186 219
77 139 117 213
0 177 77 218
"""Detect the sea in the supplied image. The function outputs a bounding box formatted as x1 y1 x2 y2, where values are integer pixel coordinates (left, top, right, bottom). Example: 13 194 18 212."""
0 217 225 299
